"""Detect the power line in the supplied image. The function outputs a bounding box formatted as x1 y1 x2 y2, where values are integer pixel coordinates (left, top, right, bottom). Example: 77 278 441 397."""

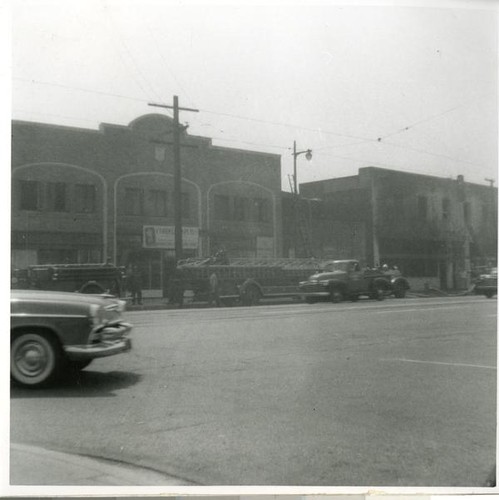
377 93 494 141
209 136 290 151
12 78 493 169
198 108 377 143
378 104 463 141
143 20 197 109
100 1 165 104
13 77 149 103
381 140 489 169
313 140 375 152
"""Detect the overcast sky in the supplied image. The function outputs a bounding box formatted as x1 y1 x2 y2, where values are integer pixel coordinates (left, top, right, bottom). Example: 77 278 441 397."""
9 0 499 190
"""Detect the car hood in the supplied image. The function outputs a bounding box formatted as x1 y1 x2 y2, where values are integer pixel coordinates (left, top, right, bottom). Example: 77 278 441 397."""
11 289 121 309
306 270 346 281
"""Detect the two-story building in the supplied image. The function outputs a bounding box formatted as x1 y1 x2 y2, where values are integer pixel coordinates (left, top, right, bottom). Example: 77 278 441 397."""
11 114 282 293
296 167 497 290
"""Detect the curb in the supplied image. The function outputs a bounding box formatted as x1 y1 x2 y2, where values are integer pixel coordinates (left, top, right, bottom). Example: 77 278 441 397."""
10 443 195 486
125 293 480 312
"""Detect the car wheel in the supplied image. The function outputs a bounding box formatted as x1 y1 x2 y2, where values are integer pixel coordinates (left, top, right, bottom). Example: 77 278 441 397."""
11 331 62 387
485 291 495 299
330 288 344 303
374 286 385 301
394 284 406 298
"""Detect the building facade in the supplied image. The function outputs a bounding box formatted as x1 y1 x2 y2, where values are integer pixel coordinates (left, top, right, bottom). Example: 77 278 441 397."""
282 191 367 262
11 115 282 292
298 167 497 290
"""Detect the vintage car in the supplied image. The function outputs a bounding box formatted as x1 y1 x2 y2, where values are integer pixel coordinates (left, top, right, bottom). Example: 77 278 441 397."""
11 289 132 387
299 259 410 303
473 268 497 298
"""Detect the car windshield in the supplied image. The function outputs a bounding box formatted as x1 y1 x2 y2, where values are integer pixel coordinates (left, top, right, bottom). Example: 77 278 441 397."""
322 261 351 273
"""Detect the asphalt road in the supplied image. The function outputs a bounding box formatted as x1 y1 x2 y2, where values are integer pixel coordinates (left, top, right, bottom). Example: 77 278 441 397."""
10 296 497 487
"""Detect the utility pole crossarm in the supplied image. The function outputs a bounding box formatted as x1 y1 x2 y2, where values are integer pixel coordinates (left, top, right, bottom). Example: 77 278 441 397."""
148 102 199 113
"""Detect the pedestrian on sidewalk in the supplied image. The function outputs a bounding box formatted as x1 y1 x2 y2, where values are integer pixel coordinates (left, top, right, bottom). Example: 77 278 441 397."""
209 271 220 307
128 264 143 305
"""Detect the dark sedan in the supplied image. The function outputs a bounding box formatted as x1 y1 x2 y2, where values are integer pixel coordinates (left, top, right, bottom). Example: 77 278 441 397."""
11 289 132 387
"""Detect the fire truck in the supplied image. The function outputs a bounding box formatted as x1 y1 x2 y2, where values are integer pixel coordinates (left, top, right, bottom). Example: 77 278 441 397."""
172 256 328 306
11 263 126 296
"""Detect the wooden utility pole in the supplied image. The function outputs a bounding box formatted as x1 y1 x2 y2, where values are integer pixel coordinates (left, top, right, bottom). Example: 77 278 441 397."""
148 97 199 262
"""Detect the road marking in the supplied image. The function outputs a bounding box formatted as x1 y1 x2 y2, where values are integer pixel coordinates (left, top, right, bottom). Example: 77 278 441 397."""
382 358 496 370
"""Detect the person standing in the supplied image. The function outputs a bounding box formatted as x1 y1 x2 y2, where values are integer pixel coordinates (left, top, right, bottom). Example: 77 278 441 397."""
128 264 143 305
209 271 220 307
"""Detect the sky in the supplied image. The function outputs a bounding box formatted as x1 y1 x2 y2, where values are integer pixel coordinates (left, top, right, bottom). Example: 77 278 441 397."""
7 0 499 191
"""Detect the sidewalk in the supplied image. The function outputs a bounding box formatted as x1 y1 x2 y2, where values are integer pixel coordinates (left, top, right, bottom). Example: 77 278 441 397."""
10 443 195 486
124 290 476 312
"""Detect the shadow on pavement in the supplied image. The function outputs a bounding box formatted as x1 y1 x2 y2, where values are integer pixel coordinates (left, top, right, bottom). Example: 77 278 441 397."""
10 370 142 398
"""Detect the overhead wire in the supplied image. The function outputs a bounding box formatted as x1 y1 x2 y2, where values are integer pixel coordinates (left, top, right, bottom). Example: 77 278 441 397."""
12 77 493 170
100 1 166 106
13 77 150 103
381 140 489 168
378 104 464 141
208 136 290 151
198 108 377 143
377 93 494 141
143 20 198 110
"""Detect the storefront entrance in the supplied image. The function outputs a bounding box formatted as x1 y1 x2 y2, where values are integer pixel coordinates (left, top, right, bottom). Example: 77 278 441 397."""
124 249 196 298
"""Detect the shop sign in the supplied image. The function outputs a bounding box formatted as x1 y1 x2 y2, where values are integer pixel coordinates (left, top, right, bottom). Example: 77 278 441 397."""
143 226 199 249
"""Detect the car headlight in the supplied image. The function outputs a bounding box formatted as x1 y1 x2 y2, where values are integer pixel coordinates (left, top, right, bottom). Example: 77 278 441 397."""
89 304 103 327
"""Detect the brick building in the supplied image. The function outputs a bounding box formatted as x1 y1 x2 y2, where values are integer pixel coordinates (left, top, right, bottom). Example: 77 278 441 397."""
296 167 497 290
11 115 282 293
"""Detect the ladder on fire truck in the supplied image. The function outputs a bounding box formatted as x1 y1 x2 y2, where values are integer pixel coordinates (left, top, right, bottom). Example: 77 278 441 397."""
289 175 313 257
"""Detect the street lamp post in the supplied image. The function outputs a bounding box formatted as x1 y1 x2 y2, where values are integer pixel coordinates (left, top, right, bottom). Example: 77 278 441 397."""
291 141 312 257
292 140 312 195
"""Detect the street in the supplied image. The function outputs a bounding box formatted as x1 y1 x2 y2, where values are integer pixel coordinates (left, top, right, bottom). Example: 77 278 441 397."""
10 296 497 486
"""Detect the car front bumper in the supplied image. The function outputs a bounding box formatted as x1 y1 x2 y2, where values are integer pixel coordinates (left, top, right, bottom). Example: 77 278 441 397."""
64 322 132 360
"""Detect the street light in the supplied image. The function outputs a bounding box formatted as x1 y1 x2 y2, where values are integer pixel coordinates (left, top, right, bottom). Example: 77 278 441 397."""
292 140 312 195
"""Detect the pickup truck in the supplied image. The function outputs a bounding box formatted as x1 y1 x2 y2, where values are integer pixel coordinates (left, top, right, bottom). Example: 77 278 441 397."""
299 259 409 303
473 268 497 298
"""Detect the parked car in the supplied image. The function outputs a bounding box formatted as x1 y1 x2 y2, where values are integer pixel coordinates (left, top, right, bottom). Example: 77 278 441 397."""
11 289 132 387
299 259 410 303
473 268 497 298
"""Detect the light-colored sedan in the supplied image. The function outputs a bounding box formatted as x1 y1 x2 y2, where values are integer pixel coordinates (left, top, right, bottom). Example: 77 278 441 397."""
11 289 132 387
